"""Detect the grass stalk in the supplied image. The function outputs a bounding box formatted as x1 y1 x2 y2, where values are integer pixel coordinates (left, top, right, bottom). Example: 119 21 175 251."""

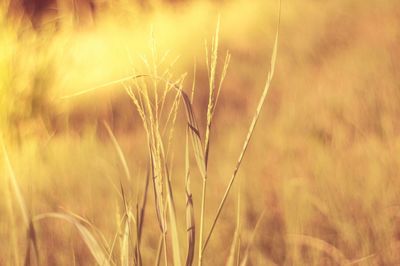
202 8 280 252
1 136 40 265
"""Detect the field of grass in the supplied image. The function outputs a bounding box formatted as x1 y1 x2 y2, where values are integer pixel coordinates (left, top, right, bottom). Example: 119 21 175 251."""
1 0 400 265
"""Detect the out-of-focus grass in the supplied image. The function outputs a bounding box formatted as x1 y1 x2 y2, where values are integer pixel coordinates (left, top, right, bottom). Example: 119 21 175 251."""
1 0 400 265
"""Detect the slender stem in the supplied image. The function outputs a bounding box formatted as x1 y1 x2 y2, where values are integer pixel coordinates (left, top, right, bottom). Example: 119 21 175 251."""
163 232 168 266
155 235 163 266
199 17 220 266
198 177 207 266
202 16 280 251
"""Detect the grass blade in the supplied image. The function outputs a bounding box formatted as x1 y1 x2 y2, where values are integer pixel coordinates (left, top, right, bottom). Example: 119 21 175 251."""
185 127 196 266
287 234 350 265
226 181 242 266
180 90 206 179
120 217 130 266
1 138 40 265
155 235 163 266
103 121 132 182
203 4 281 252
34 213 111 266
134 163 150 265
165 164 183 266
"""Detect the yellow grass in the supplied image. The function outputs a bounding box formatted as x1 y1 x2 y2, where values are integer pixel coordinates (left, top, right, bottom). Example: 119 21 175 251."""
1 0 400 265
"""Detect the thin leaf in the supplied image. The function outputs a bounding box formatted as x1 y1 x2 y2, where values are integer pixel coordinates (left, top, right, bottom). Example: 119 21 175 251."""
121 217 130 266
34 213 111 266
1 138 40 265
287 234 350 265
103 121 131 181
185 127 195 266
226 182 241 266
165 164 183 266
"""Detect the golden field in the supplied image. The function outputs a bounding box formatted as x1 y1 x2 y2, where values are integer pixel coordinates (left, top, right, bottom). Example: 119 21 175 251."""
1 0 400 265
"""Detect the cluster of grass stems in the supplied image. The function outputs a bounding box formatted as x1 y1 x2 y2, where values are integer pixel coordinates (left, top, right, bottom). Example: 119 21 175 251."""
0 12 287 266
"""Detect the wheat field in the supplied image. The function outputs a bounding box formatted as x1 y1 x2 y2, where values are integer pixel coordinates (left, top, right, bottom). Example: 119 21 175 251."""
1 0 400 265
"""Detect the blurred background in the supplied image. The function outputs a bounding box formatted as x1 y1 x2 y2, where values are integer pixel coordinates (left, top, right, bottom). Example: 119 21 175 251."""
1 0 400 265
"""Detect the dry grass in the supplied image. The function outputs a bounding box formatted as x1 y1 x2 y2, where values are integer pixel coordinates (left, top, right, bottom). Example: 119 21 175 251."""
1 0 400 265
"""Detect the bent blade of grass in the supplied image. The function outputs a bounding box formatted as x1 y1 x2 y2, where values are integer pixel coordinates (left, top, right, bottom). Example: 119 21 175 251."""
181 91 207 266
185 127 196 266
59 74 148 99
103 121 131 182
348 254 377 265
140 76 205 181
61 208 113 253
287 234 350 265
150 76 206 184
34 213 111 266
203 6 281 252
180 91 206 179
